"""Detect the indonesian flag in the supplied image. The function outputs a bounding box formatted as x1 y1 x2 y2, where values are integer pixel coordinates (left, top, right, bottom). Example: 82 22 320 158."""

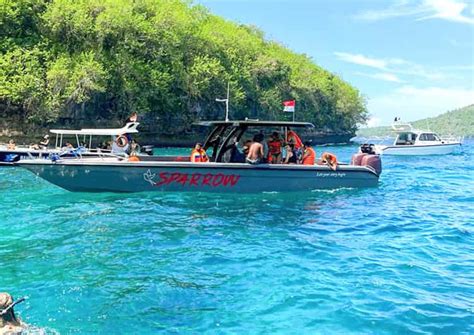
283 100 295 112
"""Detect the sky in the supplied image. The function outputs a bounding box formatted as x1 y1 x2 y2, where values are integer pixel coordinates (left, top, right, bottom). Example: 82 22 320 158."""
196 0 474 126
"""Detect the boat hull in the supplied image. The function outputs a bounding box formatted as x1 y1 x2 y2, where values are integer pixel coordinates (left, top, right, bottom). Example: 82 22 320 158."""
19 161 380 193
375 143 461 155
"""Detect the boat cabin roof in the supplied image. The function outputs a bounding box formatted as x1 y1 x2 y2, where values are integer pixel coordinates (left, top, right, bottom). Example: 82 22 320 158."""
50 122 139 136
195 120 315 128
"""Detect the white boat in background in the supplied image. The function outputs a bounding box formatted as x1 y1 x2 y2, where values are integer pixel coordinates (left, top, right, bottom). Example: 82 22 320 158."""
372 121 462 156
0 122 151 165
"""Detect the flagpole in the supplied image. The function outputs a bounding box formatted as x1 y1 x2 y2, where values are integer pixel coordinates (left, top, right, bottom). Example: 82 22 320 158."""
226 82 229 122
216 82 230 122
293 100 295 122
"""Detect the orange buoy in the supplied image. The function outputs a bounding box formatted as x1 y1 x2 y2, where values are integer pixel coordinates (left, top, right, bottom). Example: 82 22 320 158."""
128 156 140 162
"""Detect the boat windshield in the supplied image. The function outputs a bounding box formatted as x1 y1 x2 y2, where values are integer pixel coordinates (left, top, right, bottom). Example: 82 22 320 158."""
419 133 439 141
395 132 417 145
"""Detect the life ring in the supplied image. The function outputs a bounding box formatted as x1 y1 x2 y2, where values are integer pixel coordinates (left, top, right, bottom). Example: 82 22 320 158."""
321 152 337 170
115 135 129 148
128 156 140 162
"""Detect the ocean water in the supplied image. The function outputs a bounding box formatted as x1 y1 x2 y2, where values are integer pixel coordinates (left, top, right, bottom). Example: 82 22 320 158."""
0 142 473 334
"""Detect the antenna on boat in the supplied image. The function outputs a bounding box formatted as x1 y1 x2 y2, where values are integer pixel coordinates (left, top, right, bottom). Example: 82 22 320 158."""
216 82 230 121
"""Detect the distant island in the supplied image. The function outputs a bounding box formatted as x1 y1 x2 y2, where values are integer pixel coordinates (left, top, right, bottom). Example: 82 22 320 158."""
357 105 474 138
0 0 367 144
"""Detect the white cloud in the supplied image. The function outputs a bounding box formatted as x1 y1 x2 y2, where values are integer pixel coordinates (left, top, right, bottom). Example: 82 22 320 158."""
335 51 448 81
419 0 474 24
356 72 405 83
355 0 474 25
368 85 474 124
333 52 387 70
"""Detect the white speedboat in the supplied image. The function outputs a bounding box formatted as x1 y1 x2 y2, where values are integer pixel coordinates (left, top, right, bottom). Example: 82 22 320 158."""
0 122 150 164
373 121 462 156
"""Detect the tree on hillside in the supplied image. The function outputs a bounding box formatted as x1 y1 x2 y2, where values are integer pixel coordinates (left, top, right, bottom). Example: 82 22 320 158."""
0 0 368 134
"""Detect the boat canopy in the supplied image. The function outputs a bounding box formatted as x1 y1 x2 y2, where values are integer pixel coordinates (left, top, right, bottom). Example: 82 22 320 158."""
50 122 139 136
195 120 314 128
50 122 139 149
197 120 314 163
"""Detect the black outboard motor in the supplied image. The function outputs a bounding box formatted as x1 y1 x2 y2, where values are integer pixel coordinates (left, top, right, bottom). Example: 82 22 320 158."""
140 145 154 156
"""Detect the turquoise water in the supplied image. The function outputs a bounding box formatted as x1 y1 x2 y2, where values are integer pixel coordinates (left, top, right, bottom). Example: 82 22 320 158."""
1 142 473 334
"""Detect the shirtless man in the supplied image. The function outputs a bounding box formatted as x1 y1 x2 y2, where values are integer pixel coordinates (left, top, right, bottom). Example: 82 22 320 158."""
246 134 264 164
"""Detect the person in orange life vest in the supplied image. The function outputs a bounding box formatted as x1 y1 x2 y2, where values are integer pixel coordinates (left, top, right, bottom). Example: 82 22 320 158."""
301 140 316 165
190 142 209 163
286 128 303 150
267 132 282 164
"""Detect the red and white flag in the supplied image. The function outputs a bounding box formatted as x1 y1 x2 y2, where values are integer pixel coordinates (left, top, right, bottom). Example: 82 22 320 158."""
282 100 295 112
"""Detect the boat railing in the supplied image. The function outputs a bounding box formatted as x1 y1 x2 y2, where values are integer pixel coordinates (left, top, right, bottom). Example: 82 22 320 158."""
391 122 414 132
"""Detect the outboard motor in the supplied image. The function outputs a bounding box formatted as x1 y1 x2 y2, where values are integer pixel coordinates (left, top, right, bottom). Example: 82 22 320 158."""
351 152 367 166
361 154 382 176
141 145 154 156
352 144 382 176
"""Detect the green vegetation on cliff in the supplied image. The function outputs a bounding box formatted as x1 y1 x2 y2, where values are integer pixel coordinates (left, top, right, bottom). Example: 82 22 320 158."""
0 0 367 135
357 105 474 137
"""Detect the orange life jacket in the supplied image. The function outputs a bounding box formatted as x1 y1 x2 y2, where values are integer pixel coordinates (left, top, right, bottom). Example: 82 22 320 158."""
302 147 316 165
287 131 303 149
268 140 282 155
190 149 209 163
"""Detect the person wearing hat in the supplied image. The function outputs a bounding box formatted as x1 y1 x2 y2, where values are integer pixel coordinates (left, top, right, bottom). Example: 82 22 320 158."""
0 293 26 334
301 140 316 165
190 142 209 163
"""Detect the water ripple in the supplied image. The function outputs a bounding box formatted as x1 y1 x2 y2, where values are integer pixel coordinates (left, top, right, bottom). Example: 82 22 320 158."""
1 142 473 334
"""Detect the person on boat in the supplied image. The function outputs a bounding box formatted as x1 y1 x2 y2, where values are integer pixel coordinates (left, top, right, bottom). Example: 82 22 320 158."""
0 293 27 335
39 135 49 149
283 143 298 164
301 140 316 165
30 135 49 150
318 152 338 171
267 132 282 164
6 140 16 150
130 140 140 156
190 143 209 163
124 111 138 125
62 141 74 150
286 128 303 150
246 134 264 165
123 112 138 144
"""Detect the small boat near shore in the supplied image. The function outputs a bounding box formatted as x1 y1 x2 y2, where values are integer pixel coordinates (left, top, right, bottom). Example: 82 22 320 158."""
372 121 462 156
18 120 382 193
